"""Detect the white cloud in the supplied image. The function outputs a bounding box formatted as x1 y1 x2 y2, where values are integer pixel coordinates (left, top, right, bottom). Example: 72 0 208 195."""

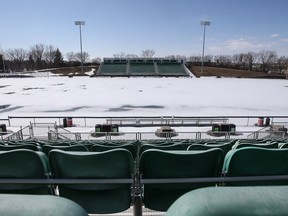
208 38 270 55
281 38 288 42
271 34 280 38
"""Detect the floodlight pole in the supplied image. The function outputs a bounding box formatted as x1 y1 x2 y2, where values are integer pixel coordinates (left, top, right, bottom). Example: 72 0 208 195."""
75 21 85 74
200 20 210 76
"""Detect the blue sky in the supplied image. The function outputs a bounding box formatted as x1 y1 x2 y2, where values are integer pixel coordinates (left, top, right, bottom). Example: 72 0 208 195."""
1 0 288 59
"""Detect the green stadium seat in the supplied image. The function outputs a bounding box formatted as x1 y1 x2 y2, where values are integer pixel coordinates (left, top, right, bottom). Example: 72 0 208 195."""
280 143 288 148
91 143 136 159
166 186 288 216
232 142 279 149
139 143 184 156
0 143 41 151
187 142 232 155
139 149 224 211
49 149 134 214
0 194 88 216
42 144 88 155
223 147 288 186
0 149 52 194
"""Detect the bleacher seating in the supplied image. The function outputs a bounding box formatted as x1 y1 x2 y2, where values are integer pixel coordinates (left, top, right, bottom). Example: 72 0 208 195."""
98 63 128 76
0 139 288 215
97 58 190 77
130 63 156 76
157 63 187 76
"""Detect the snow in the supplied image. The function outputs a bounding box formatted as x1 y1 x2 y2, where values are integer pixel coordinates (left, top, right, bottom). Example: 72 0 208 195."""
0 76 287 119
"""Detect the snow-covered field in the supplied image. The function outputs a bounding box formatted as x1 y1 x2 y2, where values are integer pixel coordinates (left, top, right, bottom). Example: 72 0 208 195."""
0 76 287 119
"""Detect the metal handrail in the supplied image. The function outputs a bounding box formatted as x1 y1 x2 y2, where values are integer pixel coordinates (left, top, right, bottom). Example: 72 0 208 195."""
1 175 288 184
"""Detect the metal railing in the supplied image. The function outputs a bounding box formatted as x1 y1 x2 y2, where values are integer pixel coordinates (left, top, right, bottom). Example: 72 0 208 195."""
6 115 288 127
3 115 288 141
46 130 286 141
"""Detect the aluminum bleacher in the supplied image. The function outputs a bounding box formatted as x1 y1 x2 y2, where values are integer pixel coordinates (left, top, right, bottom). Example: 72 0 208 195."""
97 58 191 77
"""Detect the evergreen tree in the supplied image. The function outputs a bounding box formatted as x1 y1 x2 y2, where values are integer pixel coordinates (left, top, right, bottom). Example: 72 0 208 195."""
53 49 64 67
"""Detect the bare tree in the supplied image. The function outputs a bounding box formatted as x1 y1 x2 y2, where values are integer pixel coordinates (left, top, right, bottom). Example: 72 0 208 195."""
43 45 56 67
91 57 102 64
276 56 288 73
66 52 76 62
113 52 126 59
214 55 232 67
126 54 139 59
75 51 90 63
141 49 155 58
5 48 27 71
188 55 202 63
232 53 246 69
258 50 277 72
0 46 5 72
245 52 256 71
30 44 45 69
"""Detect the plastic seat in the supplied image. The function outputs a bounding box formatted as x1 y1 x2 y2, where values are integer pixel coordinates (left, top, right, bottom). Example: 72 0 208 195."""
223 147 288 186
91 143 136 158
279 143 288 149
139 143 184 156
232 142 279 149
166 186 288 216
49 149 134 214
187 142 232 155
0 194 88 216
0 149 52 194
0 144 41 151
42 144 88 155
139 148 224 211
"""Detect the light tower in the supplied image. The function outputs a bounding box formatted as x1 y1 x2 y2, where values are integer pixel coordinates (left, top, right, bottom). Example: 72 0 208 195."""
75 21 85 74
200 20 210 75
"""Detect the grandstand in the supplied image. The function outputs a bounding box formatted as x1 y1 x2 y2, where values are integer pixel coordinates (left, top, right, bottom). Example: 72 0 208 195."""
96 58 191 77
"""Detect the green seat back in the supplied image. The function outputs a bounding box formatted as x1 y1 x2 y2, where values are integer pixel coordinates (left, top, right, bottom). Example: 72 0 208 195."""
139 148 224 211
42 144 88 155
139 143 184 156
91 143 136 158
0 144 40 151
167 186 288 216
0 194 88 216
0 149 51 194
49 149 134 214
223 147 288 186
233 142 279 149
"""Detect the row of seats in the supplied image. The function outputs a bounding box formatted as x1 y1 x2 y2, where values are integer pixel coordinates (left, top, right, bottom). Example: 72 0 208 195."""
1 144 288 214
2 138 288 159
98 62 189 77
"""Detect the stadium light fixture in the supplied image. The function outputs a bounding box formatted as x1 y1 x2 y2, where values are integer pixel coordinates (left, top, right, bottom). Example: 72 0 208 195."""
200 20 210 76
75 21 85 74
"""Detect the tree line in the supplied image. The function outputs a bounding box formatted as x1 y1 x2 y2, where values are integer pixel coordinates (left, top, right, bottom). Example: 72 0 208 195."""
173 50 288 73
0 43 100 72
1 45 287 73
114 50 288 73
